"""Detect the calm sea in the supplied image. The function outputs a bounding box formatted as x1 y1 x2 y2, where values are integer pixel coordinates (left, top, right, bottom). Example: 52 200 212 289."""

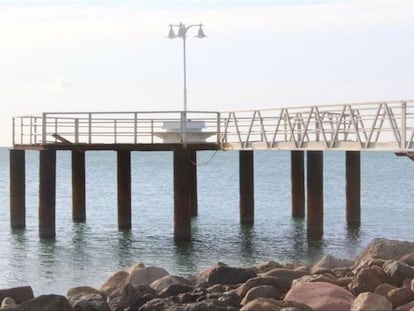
0 148 413 295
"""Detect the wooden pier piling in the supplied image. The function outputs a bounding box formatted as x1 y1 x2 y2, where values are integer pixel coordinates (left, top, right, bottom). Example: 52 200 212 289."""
72 150 86 222
307 151 323 239
10 150 26 229
174 149 192 240
117 150 132 230
189 150 198 217
291 151 305 218
346 151 361 227
239 150 254 224
39 150 56 239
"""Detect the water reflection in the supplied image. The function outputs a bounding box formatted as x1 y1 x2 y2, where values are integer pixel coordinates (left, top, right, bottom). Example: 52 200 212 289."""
238 224 255 263
346 225 361 240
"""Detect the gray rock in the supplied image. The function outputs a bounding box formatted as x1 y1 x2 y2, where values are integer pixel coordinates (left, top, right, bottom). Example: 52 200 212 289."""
0 286 34 305
354 238 414 269
150 275 192 293
127 266 169 287
383 261 414 287
374 283 397 297
350 292 392 311
67 286 109 311
12 295 72 311
207 266 256 285
159 284 192 298
311 255 354 274
400 252 414 266
292 273 339 287
234 276 289 298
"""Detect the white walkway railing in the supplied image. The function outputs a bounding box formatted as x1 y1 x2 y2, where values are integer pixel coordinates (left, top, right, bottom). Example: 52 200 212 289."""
12 100 414 152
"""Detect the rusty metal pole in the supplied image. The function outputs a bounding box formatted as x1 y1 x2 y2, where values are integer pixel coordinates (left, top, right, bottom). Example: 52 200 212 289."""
189 150 198 217
117 150 131 230
239 150 254 224
173 149 192 240
39 150 56 239
291 150 305 218
10 149 26 229
307 151 323 239
346 151 361 227
72 150 86 222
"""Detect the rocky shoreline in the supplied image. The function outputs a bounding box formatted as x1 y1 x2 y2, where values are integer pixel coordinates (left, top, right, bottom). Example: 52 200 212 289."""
1 238 414 311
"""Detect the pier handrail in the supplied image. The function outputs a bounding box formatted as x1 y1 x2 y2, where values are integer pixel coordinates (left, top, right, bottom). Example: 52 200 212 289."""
12 100 414 152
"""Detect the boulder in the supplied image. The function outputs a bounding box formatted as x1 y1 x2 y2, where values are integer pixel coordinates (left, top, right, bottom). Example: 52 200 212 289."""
254 261 284 273
207 284 225 293
400 252 414 266
383 261 414 286
311 255 354 274
150 275 192 293
350 292 392 311
1 297 16 309
387 287 414 308
234 276 289 298
125 262 145 274
100 270 129 296
107 284 155 311
159 284 192 298
292 273 339 287
412 279 414 292
67 286 109 311
374 283 397 297
347 267 383 295
127 266 169 286
240 298 313 311
240 285 281 305
353 238 414 269
394 300 414 311
12 294 72 311
199 262 227 280
207 265 256 285
0 286 34 305
262 268 308 288
285 281 354 311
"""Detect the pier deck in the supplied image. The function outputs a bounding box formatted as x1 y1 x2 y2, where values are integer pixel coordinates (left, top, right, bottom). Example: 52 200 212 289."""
8 100 414 240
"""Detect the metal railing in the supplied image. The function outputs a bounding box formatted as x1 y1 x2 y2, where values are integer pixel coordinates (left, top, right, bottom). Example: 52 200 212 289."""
13 111 221 146
12 100 414 152
220 100 414 151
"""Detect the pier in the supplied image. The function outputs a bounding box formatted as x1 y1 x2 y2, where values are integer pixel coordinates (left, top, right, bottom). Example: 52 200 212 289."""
9 100 414 240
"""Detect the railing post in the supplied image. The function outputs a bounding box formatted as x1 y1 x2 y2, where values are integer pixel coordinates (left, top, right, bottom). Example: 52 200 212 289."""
134 113 138 144
12 118 15 146
401 102 407 150
216 112 221 145
42 113 47 144
74 119 79 144
88 113 92 144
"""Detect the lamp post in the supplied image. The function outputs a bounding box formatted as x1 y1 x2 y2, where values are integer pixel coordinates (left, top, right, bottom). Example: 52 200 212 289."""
167 23 207 115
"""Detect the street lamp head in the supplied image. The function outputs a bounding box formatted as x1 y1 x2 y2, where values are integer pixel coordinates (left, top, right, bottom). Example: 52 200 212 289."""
177 23 186 38
167 25 176 39
195 24 207 39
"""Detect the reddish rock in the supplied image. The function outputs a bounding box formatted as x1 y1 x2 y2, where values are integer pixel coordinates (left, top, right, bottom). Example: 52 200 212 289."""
383 261 414 287
311 255 354 274
234 276 289 298
387 287 414 308
14 294 72 311
240 298 313 311
400 252 414 266
374 283 397 297
262 268 309 288
240 285 281 305
411 278 414 292
347 267 383 295
285 281 354 311
100 270 129 296
350 292 392 311
394 300 414 311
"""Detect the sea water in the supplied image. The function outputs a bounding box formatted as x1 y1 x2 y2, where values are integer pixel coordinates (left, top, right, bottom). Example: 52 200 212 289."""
0 148 413 295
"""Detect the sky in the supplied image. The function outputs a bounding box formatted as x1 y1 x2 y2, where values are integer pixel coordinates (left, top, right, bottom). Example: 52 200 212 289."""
1 0 414 146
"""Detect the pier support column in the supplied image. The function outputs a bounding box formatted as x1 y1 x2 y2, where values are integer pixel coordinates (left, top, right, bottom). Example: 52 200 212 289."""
307 151 323 239
117 150 131 230
174 149 192 240
189 150 198 217
10 150 26 229
39 150 56 239
291 151 305 218
346 151 361 227
240 150 254 225
72 150 86 222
